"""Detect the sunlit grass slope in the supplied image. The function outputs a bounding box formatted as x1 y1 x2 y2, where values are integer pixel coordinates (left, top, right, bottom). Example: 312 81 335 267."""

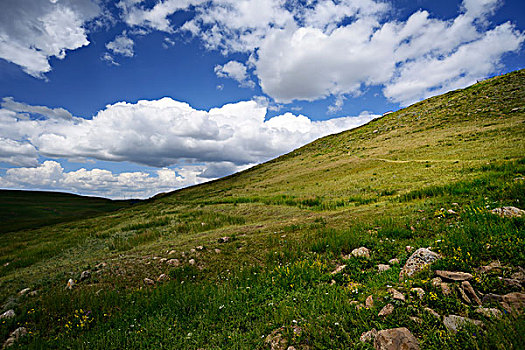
0 70 524 349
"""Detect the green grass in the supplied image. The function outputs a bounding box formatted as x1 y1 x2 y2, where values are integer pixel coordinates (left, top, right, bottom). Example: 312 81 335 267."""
1 70 525 349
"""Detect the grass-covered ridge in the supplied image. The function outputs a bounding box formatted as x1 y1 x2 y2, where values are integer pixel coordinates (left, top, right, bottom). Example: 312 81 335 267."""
1 70 524 349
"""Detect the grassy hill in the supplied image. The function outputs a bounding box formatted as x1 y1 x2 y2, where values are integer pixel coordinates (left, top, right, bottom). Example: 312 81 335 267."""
0 70 524 349
0 190 135 234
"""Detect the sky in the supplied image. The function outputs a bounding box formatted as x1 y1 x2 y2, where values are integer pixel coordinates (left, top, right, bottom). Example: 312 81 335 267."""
0 0 524 199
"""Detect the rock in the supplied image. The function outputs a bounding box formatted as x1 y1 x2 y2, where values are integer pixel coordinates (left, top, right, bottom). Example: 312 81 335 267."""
196 246 204 251
409 317 423 325
366 295 374 308
3 327 27 348
388 288 405 301
168 250 176 255
475 307 503 318
0 309 15 319
143 278 155 285
265 326 302 350
405 246 414 253
28 291 38 297
188 259 196 265
424 307 441 320
351 247 370 258
431 277 442 287
400 248 440 280
511 268 525 282
331 264 346 275
218 236 230 243
159 258 167 263
167 259 180 267
66 279 75 290
374 327 420 350
458 285 471 304
443 315 483 333
360 328 377 343
157 274 169 282
95 262 107 269
80 270 91 281
435 270 473 281
462 281 482 305
190 248 196 253
447 209 457 215
440 282 451 295
18 288 30 296
500 277 522 288
214 248 221 254
475 261 502 274
388 258 400 265
491 206 525 218
500 292 525 314
411 288 425 299
378 304 394 317
378 264 391 273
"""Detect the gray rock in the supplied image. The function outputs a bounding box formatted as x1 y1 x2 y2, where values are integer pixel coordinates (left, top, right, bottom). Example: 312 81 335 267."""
388 258 400 265
80 270 91 281
188 258 196 265
18 288 30 296
3 327 27 348
491 206 525 218
435 270 473 281
360 328 377 343
462 281 481 305
424 307 441 320
388 288 405 301
378 304 394 317
0 309 15 319
400 248 440 280
431 277 442 287
157 274 169 282
411 288 425 299
143 278 155 285
366 295 374 308
458 285 471 304
378 264 391 273
374 327 420 350
500 292 525 314
475 307 503 318
167 259 180 267
443 315 483 333
351 247 370 258
218 236 230 243
331 264 346 275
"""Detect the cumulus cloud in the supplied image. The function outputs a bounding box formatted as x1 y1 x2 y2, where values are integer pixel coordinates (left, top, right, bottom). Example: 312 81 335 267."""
106 31 135 57
0 137 38 167
0 0 101 78
0 98 376 169
0 161 208 199
214 61 255 88
1 97 73 120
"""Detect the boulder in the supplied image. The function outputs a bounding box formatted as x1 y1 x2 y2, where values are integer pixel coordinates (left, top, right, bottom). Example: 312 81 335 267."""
410 288 425 299
474 261 502 274
378 304 394 317
388 288 405 301
167 259 180 267
475 307 503 318
330 264 346 275
435 270 473 281
188 259 196 265
388 258 400 265
143 278 155 285
0 309 15 319
378 264 391 273
400 248 440 280
440 282 451 296
157 274 169 282
374 327 420 350
500 292 525 314
351 247 370 258
424 307 441 320
462 281 481 305
3 327 27 348
366 295 374 308
18 288 30 296
218 236 230 243
443 315 483 333
491 206 525 218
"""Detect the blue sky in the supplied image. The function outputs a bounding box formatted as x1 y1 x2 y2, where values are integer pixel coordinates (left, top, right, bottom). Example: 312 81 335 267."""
0 0 524 199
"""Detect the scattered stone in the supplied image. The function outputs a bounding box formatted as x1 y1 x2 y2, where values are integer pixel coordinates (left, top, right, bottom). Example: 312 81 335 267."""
3 327 27 348
265 326 302 350
80 270 91 281
452 203 459 206
435 270 473 281
475 261 502 274
331 265 346 275
159 258 167 263
196 246 204 251
366 295 374 308
388 288 405 301
462 281 482 305
218 236 230 243
431 277 442 287
0 309 15 319
190 248 196 253
447 209 457 215
374 327 420 350
360 328 377 343
400 248 440 280
409 316 423 325
440 282 452 296
475 307 503 318
168 250 177 255
405 246 414 253
411 288 425 299
188 259 196 265
378 264 391 273
500 292 525 314
18 288 30 296
94 262 107 269
66 279 75 290
351 247 370 259
214 248 221 254
424 307 441 320
388 258 400 265
443 315 483 333
511 268 525 282
378 303 394 317
157 274 169 282
144 278 155 285
458 285 471 304
2 262 9 267
500 277 522 288
491 206 525 218
28 291 38 297
167 259 180 267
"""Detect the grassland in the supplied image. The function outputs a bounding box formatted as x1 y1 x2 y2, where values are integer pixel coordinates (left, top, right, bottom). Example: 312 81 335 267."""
0 70 524 349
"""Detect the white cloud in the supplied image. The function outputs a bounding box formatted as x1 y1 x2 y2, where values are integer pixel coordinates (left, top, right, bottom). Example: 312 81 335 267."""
0 97 376 171
214 60 255 88
0 137 38 167
101 53 120 66
0 160 208 199
2 97 73 120
106 31 135 57
0 0 100 78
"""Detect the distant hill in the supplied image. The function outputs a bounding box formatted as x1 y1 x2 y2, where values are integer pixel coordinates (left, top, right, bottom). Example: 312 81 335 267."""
0 190 135 234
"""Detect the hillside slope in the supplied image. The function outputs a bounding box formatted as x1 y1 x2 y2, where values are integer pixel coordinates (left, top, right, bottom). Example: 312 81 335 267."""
0 70 524 349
